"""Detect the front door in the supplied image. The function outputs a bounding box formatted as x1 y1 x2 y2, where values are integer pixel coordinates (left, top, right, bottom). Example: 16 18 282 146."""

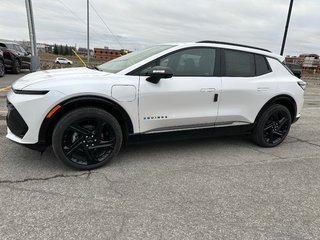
138 47 221 133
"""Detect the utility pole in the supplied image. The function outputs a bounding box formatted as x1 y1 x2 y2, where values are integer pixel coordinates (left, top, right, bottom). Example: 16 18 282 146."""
280 0 294 56
87 0 90 63
25 0 40 72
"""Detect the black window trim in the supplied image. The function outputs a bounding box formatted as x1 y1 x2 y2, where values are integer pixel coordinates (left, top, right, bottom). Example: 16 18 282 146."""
221 48 273 77
127 47 221 77
254 54 272 76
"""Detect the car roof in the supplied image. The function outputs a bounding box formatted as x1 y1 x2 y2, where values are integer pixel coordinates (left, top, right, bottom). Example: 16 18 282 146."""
197 40 271 52
0 42 18 45
163 41 284 62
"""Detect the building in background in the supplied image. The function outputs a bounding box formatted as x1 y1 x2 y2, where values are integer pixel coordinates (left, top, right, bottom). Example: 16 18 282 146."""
77 47 94 57
94 47 129 61
285 54 320 71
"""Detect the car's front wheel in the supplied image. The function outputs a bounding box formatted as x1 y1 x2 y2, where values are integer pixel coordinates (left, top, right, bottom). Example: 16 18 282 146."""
52 107 123 170
0 60 5 77
253 104 291 147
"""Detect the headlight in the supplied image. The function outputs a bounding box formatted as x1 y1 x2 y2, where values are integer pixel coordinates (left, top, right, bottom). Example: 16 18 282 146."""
13 89 49 95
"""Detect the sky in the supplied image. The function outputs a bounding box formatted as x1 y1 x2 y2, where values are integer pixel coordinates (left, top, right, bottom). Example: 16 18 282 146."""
0 0 319 56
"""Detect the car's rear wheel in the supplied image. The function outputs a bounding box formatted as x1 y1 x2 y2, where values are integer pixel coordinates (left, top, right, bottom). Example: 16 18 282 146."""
253 104 291 147
0 61 5 77
12 59 21 74
52 107 122 170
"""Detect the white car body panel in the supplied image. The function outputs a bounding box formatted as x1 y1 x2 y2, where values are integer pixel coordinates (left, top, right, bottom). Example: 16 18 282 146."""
138 75 221 133
6 90 66 143
217 72 278 124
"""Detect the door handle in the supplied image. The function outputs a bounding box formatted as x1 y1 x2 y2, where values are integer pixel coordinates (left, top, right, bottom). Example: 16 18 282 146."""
200 88 215 92
214 94 219 102
257 87 269 92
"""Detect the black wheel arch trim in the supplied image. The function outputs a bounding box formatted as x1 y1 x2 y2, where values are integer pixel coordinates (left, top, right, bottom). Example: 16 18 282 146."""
38 95 134 147
254 94 297 125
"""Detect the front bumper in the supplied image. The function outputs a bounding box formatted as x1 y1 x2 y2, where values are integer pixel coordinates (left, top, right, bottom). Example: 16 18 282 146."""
6 89 66 144
6 101 28 138
6 127 46 151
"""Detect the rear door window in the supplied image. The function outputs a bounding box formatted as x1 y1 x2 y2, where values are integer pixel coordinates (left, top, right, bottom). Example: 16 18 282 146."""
255 54 271 76
224 49 255 77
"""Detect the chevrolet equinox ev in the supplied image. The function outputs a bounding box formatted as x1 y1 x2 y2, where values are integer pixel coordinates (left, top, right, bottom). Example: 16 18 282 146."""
6 41 306 170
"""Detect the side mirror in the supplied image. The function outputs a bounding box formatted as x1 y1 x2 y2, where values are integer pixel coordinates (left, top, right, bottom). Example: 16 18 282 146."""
146 66 173 84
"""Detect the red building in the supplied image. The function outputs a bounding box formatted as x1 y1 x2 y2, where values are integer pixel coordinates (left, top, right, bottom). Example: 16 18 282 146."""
285 54 320 71
94 47 128 61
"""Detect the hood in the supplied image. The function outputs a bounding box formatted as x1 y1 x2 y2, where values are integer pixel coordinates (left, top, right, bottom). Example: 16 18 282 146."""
12 67 111 90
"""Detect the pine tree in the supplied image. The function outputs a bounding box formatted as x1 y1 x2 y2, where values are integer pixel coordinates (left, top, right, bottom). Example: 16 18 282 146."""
53 44 58 55
59 45 63 55
64 44 68 55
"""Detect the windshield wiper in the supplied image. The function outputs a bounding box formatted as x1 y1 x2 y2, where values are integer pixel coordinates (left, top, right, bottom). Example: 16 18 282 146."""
87 65 102 71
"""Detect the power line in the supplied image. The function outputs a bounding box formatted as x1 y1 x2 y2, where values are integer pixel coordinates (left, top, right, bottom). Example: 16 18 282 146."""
55 0 110 46
89 1 124 49
56 0 86 26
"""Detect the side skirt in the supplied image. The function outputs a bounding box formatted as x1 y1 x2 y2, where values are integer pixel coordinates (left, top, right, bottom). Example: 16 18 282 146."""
127 124 254 145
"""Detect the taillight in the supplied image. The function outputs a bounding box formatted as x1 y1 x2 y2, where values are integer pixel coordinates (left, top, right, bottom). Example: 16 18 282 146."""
297 80 306 90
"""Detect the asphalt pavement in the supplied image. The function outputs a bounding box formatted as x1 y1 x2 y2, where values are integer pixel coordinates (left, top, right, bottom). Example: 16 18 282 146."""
0 72 320 239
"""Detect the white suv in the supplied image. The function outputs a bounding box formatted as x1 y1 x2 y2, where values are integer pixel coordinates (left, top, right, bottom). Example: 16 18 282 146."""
6 41 305 170
55 57 73 65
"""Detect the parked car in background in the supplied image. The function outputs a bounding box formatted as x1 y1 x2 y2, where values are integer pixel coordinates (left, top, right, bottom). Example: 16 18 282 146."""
55 57 73 65
0 42 31 73
0 50 5 77
286 63 302 78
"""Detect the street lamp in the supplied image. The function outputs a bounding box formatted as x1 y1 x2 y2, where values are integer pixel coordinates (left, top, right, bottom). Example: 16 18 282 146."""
25 0 40 72
280 0 294 56
87 0 90 63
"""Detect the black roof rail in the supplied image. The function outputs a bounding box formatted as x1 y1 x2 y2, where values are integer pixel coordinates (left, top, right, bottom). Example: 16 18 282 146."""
197 40 271 53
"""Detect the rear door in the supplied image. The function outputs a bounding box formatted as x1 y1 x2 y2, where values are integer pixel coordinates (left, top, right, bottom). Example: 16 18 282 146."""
217 49 276 125
137 47 221 133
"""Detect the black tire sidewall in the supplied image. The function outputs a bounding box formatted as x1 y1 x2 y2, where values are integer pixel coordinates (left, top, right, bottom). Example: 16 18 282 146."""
13 59 21 74
52 107 123 170
254 104 292 147
0 61 4 77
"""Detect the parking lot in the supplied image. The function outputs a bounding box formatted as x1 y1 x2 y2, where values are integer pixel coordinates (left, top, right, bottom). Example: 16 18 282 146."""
0 72 320 239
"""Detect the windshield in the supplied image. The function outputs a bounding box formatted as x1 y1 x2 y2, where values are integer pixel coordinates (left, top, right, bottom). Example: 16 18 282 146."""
98 45 175 73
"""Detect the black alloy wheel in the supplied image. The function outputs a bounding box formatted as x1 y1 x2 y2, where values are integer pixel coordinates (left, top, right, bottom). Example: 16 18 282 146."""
254 104 291 147
52 108 122 170
0 61 4 77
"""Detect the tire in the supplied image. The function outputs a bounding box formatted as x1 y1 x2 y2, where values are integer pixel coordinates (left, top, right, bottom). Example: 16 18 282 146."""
253 104 291 147
12 59 21 74
52 107 123 170
0 60 4 77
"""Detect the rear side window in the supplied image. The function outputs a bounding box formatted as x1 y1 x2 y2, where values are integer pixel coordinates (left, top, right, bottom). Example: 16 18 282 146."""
224 50 255 77
255 54 271 76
